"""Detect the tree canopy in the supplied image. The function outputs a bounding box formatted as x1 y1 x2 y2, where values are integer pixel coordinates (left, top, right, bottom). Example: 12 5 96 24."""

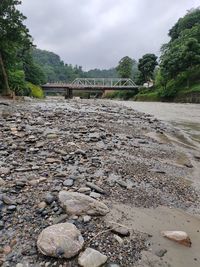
0 0 32 95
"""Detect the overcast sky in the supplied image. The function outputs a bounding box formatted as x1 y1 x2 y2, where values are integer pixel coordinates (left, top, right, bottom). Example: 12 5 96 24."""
20 0 199 70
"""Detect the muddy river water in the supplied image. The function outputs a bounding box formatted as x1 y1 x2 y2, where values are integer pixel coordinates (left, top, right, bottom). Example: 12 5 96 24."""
116 101 200 144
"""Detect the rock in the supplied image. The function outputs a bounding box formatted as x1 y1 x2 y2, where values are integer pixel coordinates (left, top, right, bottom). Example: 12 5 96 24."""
78 187 91 194
38 202 47 209
86 182 105 194
16 264 24 267
112 226 130 237
63 179 74 187
7 205 17 211
52 214 68 224
45 193 55 205
2 195 16 205
0 221 4 230
0 167 10 175
83 215 91 223
37 223 84 259
59 191 109 216
161 231 191 247
105 264 120 267
0 178 5 186
78 248 107 267
46 158 60 164
46 133 57 139
113 234 123 244
155 249 167 257
90 192 101 199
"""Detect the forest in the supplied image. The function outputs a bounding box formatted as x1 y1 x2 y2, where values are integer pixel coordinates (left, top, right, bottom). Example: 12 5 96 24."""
0 1 199 101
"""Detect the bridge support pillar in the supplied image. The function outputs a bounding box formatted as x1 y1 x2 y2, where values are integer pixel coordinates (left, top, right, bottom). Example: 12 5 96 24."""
64 88 73 99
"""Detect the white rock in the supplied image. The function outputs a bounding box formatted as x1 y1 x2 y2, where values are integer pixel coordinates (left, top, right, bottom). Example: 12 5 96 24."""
78 248 107 267
59 191 109 216
37 223 84 258
161 230 191 247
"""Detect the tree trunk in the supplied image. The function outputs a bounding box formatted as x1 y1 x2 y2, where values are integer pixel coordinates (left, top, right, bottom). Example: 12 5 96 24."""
0 51 11 96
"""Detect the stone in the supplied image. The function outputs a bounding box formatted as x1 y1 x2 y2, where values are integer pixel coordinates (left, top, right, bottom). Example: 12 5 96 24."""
0 178 5 186
45 193 55 205
105 264 120 267
113 234 123 244
63 179 74 187
38 202 47 209
161 231 191 247
7 205 17 211
47 133 57 139
86 182 105 194
112 226 130 237
78 248 107 267
0 167 10 175
59 191 109 216
2 195 16 205
37 223 84 259
155 249 167 257
78 187 91 194
90 192 101 199
83 215 91 223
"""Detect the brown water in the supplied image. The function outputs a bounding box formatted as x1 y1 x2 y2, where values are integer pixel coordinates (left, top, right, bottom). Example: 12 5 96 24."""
115 101 200 145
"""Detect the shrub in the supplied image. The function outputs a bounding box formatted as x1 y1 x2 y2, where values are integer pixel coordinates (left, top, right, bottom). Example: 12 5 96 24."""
26 82 44 98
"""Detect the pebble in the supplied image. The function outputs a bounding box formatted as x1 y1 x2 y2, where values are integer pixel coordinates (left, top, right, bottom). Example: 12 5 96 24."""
45 193 55 205
63 179 74 187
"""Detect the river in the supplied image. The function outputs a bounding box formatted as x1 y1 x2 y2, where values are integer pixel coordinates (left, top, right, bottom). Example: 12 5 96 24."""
115 101 200 144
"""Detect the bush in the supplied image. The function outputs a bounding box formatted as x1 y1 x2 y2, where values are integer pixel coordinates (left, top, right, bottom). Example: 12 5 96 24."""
8 70 26 95
26 82 44 98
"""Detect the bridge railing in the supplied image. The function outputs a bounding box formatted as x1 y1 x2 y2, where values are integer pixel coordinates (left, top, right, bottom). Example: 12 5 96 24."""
71 78 137 87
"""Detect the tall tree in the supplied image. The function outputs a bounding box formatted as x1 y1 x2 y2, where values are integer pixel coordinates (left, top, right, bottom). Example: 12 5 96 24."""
116 56 134 78
138 54 158 84
0 0 32 95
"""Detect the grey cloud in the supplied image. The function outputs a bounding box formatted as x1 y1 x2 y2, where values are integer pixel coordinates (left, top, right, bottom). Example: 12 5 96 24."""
20 0 199 69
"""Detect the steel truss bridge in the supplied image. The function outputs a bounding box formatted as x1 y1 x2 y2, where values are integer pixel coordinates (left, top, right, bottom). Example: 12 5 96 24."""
42 78 139 98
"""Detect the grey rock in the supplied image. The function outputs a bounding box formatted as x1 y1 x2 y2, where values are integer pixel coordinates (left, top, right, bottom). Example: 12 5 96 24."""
59 191 109 216
155 249 167 257
112 226 130 237
90 192 101 199
45 193 55 205
7 205 17 211
63 179 74 187
86 182 105 194
78 248 107 267
37 223 84 259
2 195 16 205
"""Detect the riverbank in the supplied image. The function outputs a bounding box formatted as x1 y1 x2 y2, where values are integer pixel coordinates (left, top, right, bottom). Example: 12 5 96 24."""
0 99 200 267
103 84 200 103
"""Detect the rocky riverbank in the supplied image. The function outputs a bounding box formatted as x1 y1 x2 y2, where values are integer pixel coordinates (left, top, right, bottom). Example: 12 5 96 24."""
0 98 200 267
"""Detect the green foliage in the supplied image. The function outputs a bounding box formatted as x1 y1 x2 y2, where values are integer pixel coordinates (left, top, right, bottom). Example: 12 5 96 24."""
26 82 44 98
0 0 32 95
8 69 26 95
138 54 158 83
116 56 135 78
158 8 200 100
135 91 160 101
32 48 84 83
169 8 200 41
85 68 118 78
23 50 46 85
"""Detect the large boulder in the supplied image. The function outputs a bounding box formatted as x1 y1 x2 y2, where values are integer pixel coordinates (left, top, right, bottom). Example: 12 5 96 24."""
59 191 109 216
78 248 108 267
37 223 84 258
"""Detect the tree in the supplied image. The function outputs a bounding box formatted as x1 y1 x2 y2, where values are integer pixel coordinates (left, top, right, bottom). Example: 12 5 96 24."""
169 8 200 41
138 54 158 84
0 0 32 95
116 56 134 78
